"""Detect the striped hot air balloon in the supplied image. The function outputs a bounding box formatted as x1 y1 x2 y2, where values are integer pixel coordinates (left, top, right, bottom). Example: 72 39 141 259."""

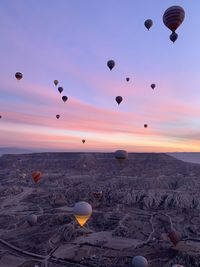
163 6 185 42
31 171 42 183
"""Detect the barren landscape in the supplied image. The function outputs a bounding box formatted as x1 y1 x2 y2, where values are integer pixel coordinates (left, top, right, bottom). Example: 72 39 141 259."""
0 152 200 266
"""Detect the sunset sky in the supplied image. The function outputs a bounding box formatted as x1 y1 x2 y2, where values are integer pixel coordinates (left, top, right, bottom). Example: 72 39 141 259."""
1 0 200 152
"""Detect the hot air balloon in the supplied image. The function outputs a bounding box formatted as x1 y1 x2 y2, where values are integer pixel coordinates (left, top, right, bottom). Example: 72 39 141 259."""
107 60 115 70
144 124 148 128
132 256 148 267
15 72 23 80
144 19 153 30
126 77 130 82
170 32 178 43
62 96 68 102
82 139 86 144
54 80 59 86
58 87 63 94
151 84 156 90
0 115 2 119
27 214 37 226
115 150 128 163
163 6 185 43
74 201 92 227
31 171 42 183
56 115 60 119
115 96 123 105
93 191 103 199
168 230 181 246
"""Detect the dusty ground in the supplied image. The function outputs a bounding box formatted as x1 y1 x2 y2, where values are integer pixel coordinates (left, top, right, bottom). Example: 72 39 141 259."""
0 152 200 266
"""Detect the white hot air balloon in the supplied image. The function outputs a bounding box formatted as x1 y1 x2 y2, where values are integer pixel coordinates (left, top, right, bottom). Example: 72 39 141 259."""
132 256 148 267
74 201 92 227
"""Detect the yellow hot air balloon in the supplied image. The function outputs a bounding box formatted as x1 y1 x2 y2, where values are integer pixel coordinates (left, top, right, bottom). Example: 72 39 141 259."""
73 201 92 227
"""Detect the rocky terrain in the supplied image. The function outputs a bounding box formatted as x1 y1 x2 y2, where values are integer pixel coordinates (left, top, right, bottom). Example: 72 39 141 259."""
0 152 200 266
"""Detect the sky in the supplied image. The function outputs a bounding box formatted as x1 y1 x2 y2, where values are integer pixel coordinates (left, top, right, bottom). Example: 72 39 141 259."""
0 0 200 152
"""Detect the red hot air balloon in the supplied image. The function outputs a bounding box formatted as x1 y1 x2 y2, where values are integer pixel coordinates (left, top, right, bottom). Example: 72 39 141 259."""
31 171 42 183
15 72 23 80
107 60 115 70
168 230 181 246
144 19 153 30
62 96 68 102
82 139 86 144
163 6 185 43
115 96 123 105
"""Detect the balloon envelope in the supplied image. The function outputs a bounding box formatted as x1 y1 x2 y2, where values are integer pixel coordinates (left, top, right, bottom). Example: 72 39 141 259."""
82 139 86 143
15 72 23 80
144 124 148 128
62 96 68 102
74 201 92 227
132 256 148 267
170 32 178 43
115 150 128 163
144 19 153 30
107 60 115 70
151 84 156 89
27 214 37 226
32 171 42 183
126 77 130 82
168 230 181 246
58 87 63 94
163 6 185 32
56 115 60 119
93 191 103 199
115 96 123 105
54 80 59 86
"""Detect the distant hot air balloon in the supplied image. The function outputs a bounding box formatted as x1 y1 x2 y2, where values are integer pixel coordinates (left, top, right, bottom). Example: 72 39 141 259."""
163 6 185 43
115 96 123 105
168 230 181 246
74 201 92 227
115 150 128 164
15 72 23 80
27 214 37 226
170 32 178 43
62 96 68 102
107 60 115 70
58 87 63 94
54 80 59 86
126 77 130 82
93 191 103 199
56 115 60 119
132 256 148 267
144 19 153 30
82 139 86 144
31 171 42 183
0 115 2 119
151 84 156 90
144 124 148 128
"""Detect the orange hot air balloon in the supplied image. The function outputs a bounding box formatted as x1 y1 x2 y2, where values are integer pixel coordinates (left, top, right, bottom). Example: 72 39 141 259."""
31 171 42 183
168 230 181 246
